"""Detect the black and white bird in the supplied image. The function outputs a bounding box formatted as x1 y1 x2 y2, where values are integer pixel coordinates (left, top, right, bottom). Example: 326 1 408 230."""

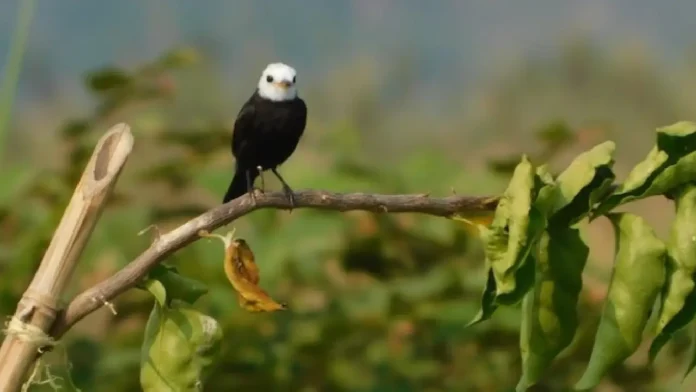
222 62 308 206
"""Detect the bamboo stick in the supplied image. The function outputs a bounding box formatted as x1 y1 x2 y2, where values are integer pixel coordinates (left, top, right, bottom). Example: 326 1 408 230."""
0 123 134 391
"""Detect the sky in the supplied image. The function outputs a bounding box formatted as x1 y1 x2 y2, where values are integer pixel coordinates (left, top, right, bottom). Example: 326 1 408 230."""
1 0 696 112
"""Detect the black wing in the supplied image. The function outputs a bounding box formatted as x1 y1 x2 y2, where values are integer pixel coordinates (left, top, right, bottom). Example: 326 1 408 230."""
292 98 308 137
231 96 257 157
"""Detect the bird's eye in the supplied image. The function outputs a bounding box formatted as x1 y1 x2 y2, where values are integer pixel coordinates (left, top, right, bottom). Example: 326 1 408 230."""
292 76 296 83
266 75 274 83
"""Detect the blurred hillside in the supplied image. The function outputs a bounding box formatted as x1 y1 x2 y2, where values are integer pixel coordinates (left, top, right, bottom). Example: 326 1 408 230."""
2 1 696 164
2 2 696 391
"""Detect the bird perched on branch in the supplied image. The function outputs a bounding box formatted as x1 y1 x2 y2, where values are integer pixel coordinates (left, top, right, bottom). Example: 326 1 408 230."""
222 62 307 206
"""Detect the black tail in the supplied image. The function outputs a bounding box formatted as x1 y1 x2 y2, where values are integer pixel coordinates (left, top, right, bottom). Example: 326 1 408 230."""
223 168 258 203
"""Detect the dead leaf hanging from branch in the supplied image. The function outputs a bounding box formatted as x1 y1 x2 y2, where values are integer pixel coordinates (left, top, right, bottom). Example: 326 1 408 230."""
198 230 287 312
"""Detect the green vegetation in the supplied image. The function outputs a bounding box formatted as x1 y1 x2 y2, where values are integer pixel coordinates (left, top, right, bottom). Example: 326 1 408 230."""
4 40 696 391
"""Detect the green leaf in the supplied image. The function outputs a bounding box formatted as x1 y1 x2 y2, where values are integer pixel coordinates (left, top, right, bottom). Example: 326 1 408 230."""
575 213 666 390
534 164 555 186
144 280 168 308
140 303 223 391
466 270 499 327
650 184 696 363
543 141 615 225
139 265 219 391
480 155 545 302
85 67 132 92
651 282 696 377
595 121 696 215
517 227 589 391
496 247 537 306
142 264 209 306
469 157 550 325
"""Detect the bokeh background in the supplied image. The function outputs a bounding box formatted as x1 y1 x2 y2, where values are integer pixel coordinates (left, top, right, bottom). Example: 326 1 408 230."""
2 1 696 391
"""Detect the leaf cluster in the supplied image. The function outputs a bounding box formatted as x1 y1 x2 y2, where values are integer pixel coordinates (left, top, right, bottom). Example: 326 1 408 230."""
470 121 696 390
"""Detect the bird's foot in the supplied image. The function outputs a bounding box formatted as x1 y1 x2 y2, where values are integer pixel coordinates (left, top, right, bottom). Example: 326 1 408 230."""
270 168 295 211
247 187 263 206
248 189 257 206
281 184 296 210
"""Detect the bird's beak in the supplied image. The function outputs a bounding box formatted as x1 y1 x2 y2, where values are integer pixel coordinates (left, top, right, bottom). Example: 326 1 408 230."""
274 80 292 89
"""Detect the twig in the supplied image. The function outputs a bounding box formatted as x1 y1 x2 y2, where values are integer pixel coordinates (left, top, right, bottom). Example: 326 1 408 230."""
0 123 134 392
51 190 498 336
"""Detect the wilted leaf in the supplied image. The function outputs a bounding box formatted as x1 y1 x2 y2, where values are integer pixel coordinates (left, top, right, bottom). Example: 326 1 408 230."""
496 249 537 306
649 184 696 364
575 213 666 390
480 155 544 302
595 121 696 215
468 156 547 324
199 230 286 312
140 302 223 391
85 67 132 93
541 141 615 225
517 227 588 391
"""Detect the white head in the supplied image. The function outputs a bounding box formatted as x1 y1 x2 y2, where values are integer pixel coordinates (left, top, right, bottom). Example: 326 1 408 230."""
257 62 298 101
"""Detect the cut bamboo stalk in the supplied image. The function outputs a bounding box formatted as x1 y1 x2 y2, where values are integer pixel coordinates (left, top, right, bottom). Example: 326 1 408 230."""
0 123 134 392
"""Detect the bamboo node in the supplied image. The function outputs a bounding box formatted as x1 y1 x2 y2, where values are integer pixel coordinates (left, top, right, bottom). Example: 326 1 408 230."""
22 290 60 313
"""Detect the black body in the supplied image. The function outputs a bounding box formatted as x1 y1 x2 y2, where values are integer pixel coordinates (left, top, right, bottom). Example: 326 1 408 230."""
223 90 307 203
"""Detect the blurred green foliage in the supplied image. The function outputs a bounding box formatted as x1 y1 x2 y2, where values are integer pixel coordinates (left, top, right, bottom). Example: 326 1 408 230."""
3 41 696 392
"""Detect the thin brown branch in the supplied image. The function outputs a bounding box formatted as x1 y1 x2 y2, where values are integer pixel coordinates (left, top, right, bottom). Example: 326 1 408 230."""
51 190 498 337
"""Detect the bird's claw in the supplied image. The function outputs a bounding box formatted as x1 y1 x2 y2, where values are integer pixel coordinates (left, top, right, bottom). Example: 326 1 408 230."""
282 185 296 210
270 168 295 210
247 187 261 206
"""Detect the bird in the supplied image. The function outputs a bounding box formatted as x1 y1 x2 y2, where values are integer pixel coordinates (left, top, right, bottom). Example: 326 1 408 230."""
222 62 307 207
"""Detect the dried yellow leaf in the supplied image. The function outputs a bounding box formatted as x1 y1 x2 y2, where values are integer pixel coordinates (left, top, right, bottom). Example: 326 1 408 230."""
199 230 286 312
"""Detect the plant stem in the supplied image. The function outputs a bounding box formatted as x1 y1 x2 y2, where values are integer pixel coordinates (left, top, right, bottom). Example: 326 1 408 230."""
0 0 36 162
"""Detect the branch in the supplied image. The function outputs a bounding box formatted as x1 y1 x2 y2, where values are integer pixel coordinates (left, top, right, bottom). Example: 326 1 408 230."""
50 190 498 337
